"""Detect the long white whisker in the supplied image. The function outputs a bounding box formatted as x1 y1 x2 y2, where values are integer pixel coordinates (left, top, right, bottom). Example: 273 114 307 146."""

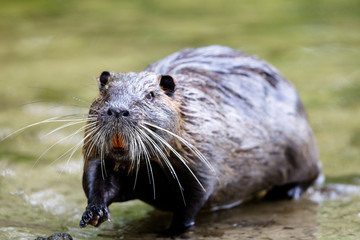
100 137 107 179
84 133 100 160
47 142 81 168
137 127 185 204
131 130 141 190
142 125 206 192
144 121 215 174
83 127 102 160
129 131 137 173
140 132 153 184
41 120 92 139
46 125 97 169
33 124 89 169
138 128 175 177
57 135 86 176
1 116 93 141
135 127 156 198
65 137 86 167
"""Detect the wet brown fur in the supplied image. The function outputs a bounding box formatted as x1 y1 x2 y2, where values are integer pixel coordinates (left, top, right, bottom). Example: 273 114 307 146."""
80 45 320 233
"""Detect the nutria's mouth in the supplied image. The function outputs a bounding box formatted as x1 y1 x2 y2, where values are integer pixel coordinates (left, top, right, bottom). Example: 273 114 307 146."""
112 134 126 150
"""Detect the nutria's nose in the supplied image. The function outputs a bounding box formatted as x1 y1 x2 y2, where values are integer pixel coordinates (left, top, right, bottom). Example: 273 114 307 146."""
107 107 130 118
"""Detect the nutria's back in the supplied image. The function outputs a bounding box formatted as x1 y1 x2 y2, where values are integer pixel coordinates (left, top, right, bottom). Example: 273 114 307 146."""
145 45 320 209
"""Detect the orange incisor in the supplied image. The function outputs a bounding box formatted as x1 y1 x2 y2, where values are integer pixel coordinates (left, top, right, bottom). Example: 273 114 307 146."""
112 134 125 149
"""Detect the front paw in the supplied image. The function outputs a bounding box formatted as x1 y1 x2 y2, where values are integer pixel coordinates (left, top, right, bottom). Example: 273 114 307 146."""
166 218 195 236
79 204 110 228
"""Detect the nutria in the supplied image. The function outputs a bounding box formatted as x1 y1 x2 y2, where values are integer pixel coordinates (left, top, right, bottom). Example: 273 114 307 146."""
79 45 320 233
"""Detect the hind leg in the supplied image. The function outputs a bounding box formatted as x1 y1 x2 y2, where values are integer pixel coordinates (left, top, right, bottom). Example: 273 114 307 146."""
265 144 321 200
264 180 314 200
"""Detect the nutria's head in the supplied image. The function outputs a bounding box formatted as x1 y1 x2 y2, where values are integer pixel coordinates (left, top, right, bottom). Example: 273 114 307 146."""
83 71 180 164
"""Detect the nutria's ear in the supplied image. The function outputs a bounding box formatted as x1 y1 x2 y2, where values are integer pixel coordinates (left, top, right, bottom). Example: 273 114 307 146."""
98 71 110 91
159 75 175 96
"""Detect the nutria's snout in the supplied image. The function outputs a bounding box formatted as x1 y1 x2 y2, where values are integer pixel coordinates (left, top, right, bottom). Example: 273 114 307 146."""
104 110 132 154
106 107 130 119
97 105 136 157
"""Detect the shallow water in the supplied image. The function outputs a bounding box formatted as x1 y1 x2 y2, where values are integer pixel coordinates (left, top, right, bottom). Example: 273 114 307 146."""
2 160 360 239
1 0 360 239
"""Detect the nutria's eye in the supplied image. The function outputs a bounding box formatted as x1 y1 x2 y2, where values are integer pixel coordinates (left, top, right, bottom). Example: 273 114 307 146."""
146 92 155 101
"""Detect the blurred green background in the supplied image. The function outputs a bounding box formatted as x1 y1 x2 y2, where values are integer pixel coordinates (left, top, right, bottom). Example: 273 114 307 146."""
0 0 360 239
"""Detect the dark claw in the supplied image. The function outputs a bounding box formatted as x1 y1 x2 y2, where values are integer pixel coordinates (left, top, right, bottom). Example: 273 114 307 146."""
96 207 110 227
86 210 93 220
79 212 90 228
80 216 88 228
79 204 110 228
95 207 103 217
